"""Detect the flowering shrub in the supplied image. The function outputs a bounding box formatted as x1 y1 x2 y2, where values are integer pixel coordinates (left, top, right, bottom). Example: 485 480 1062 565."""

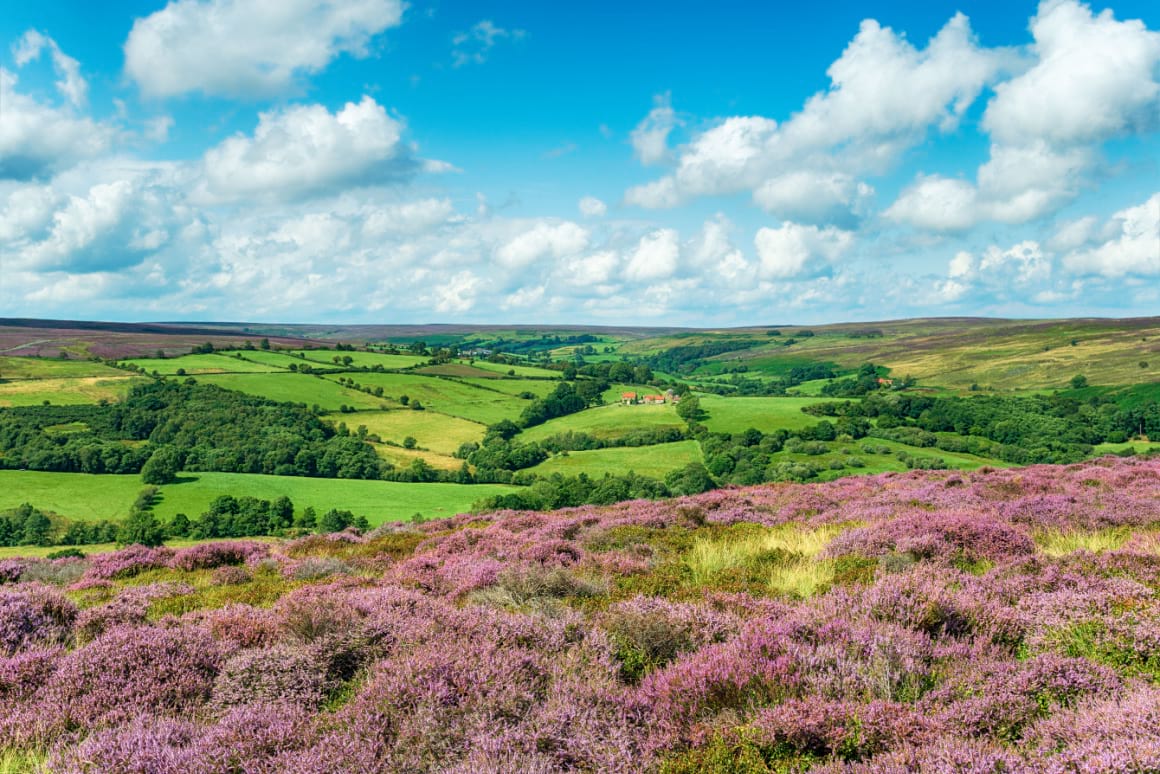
0 584 76 656
0 457 1155 770
169 540 270 571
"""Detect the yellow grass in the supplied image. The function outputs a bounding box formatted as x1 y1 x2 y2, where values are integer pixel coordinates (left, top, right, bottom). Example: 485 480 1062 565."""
683 522 848 589
768 556 838 598
1034 527 1134 557
0 376 138 407
373 444 464 471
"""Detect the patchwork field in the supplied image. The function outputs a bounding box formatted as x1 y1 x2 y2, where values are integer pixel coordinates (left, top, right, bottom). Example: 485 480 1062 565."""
0 376 142 407
530 440 703 478
335 372 531 424
0 470 516 525
195 372 389 411
698 395 837 433
291 350 429 369
519 402 686 443
123 353 283 375
328 409 485 455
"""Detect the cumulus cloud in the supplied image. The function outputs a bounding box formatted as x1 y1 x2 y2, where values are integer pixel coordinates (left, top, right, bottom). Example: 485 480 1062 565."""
578 196 607 217
198 96 416 202
124 0 404 98
13 30 87 107
626 12 1006 219
2 172 189 274
362 198 455 236
0 68 114 180
984 0 1160 146
630 93 680 165
451 20 525 67
889 0 1160 232
753 223 853 279
753 171 874 226
1063 193 1160 277
495 221 588 269
624 229 680 282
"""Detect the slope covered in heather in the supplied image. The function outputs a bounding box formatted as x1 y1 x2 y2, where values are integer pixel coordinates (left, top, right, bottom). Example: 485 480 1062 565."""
0 457 1158 772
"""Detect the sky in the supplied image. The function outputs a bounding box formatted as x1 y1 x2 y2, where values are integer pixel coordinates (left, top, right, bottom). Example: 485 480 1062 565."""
0 0 1158 326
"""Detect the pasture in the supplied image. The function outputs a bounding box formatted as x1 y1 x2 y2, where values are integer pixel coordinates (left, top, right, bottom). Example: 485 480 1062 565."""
0 376 141 407
0 470 516 525
530 440 703 479
195 372 388 411
335 372 531 424
328 409 485 456
698 395 836 433
290 350 429 369
123 353 282 375
518 402 685 443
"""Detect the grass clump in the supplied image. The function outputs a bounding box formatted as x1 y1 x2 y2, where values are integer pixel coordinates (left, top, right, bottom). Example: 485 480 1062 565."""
1034 527 1133 557
683 522 849 596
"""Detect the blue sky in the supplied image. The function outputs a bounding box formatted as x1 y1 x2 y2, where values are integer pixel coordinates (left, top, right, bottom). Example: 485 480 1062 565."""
1 0 1157 325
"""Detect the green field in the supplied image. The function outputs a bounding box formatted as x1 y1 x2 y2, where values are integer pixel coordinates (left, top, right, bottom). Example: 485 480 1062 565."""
0 376 142 407
334 373 530 424
698 395 837 433
292 350 429 369
530 440 702 478
230 350 319 369
457 377 559 397
0 470 516 525
328 409 485 455
0 356 126 379
466 361 562 379
196 372 388 411
519 402 686 443
124 353 282 374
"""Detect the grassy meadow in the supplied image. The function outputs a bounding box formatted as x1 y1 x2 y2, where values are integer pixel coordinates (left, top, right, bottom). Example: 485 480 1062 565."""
195 372 390 410
698 395 836 433
329 409 485 455
529 440 703 479
518 402 686 443
0 469 515 525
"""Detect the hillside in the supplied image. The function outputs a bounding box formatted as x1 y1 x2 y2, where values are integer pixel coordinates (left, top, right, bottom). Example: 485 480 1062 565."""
0 458 1156 771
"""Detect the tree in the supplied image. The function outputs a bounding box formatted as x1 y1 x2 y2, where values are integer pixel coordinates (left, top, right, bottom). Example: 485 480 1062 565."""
118 509 166 547
168 512 192 538
676 394 707 423
1070 374 1089 389
141 446 181 485
21 510 53 546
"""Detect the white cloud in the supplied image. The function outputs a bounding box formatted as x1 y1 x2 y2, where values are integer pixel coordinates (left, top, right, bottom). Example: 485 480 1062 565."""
0 69 115 180
199 96 412 202
13 30 87 107
434 271 482 312
362 198 455 236
630 93 680 165
124 0 404 98
753 223 853 279
979 240 1052 285
626 12 1006 210
4 174 187 274
983 0 1160 147
884 176 980 232
451 20 525 67
891 0 1160 232
624 229 680 282
753 171 873 225
948 251 975 279
886 143 1089 231
1063 193 1160 277
578 196 607 217
495 221 588 269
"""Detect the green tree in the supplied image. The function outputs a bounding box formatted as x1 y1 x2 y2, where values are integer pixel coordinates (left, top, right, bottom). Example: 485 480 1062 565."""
118 509 166 547
21 510 53 546
168 512 192 538
676 394 706 423
1070 374 1089 389
141 446 181 485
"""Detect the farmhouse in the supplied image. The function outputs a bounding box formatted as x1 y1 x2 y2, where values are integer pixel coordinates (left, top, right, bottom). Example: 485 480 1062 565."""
621 392 637 404
642 394 666 404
